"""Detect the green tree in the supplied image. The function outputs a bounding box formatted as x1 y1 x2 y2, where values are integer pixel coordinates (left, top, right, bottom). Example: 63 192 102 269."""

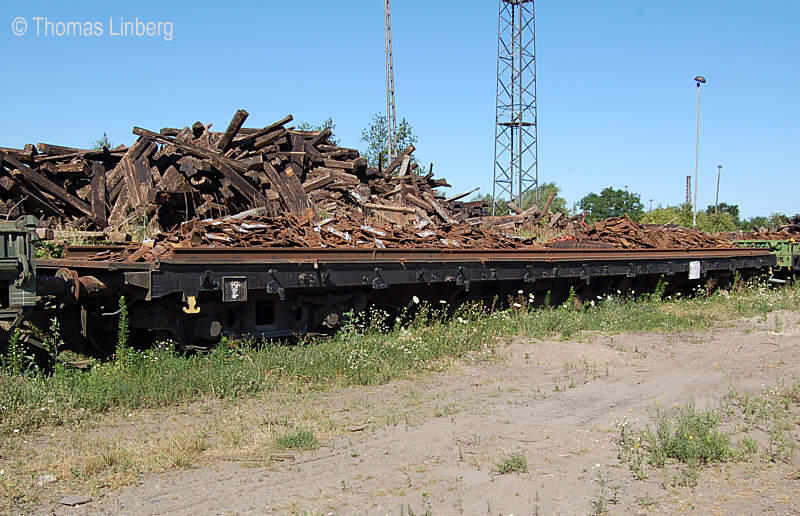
92 132 112 150
705 203 740 225
519 182 568 213
476 182 567 215
641 204 691 226
740 213 788 231
296 117 339 145
360 113 418 168
579 187 644 223
642 203 737 232
472 193 508 215
698 212 738 232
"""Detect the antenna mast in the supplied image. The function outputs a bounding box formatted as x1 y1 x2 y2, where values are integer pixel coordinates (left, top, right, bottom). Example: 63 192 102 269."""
384 0 398 164
492 0 538 214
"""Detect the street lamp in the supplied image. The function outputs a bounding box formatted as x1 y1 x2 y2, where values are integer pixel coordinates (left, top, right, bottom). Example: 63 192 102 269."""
715 164 722 214
693 75 706 228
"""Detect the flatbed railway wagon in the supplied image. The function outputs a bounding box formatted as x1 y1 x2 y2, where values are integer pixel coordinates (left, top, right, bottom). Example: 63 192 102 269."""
0 217 778 351
733 238 799 276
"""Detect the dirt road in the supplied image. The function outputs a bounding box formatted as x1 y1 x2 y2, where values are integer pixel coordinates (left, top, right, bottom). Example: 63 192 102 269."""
31 311 800 514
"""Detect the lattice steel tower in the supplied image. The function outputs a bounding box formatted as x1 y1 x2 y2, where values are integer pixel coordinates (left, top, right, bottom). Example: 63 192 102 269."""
492 0 538 214
384 0 398 164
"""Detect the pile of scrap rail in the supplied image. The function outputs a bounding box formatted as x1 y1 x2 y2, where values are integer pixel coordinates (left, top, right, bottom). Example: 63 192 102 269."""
726 214 800 241
572 216 734 249
0 109 488 234
89 212 537 263
479 192 587 235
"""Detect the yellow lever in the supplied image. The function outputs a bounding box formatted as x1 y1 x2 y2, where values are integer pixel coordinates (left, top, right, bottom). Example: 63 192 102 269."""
182 295 201 314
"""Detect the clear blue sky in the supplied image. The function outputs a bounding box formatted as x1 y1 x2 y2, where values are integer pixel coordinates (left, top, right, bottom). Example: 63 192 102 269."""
2 1 798 218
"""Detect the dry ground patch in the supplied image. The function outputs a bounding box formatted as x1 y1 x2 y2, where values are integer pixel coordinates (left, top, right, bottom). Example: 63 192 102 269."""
1 307 799 514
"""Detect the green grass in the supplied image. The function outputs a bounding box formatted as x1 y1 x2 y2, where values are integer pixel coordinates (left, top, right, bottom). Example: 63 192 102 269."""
723 380 800 463
493 452 528 474
1 280 799 438
274 428 320 451
616 402 734 489
646 402 733 467
617 379 800 483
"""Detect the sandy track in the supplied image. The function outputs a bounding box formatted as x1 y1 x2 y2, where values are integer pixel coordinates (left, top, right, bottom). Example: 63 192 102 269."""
38 311 800 515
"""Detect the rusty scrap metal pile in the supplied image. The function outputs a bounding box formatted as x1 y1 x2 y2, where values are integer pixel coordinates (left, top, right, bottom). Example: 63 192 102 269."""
0 110 485 232
726 214 800 241
575 216 734 249
477 191 588 235
0 108 744 259
93 213 536 263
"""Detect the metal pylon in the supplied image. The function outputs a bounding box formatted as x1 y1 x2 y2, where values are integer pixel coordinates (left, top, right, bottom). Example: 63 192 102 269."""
492 0 538 214
384 0 398 164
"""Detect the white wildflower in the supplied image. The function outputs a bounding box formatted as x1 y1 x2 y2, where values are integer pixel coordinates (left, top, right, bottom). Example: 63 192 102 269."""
412 295 420 304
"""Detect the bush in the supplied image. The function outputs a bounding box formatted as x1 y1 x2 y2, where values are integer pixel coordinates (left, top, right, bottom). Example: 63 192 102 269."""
647 402 733 467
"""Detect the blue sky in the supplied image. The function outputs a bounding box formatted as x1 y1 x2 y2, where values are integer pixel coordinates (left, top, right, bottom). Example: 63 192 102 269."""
2 1 798 218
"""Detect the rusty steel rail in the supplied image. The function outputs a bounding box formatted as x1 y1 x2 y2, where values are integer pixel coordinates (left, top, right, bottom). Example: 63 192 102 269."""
47 245 773 269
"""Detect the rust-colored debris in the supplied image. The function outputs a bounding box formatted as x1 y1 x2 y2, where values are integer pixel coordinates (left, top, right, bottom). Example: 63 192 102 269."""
87 211 539 263
724 214 800 241
0 109 755 258
0 110 489 233
574 216 735 249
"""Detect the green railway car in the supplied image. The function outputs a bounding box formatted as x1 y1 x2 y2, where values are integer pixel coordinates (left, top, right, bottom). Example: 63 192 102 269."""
733 239 800 272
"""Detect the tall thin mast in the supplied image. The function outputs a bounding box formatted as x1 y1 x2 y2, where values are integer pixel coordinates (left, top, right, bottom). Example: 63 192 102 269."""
384 0 398 164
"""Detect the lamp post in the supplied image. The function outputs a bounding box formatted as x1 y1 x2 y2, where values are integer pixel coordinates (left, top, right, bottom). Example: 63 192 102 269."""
693 75 706 228
715 164 722 214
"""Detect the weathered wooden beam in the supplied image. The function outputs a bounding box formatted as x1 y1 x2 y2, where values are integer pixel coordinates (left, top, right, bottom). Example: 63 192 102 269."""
90 162 107 227
0 151 98 223
383 144 416 175
231 114 293 146
134 127 267 204
262 162 294 211
35 143 89 156
302 172 333 193
309 127 332 147
406 193 434 212
0 173 65 218
51 161 90 174
445 187 480 203
397 155 411 176
542 191 556 213
32 146 127 164
321 158 355 170
250 128 287 151
363 203 416 214
217 109 249 151
210 158 267 205
0 146 34 161
422 191 455 224
132 127 249 173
